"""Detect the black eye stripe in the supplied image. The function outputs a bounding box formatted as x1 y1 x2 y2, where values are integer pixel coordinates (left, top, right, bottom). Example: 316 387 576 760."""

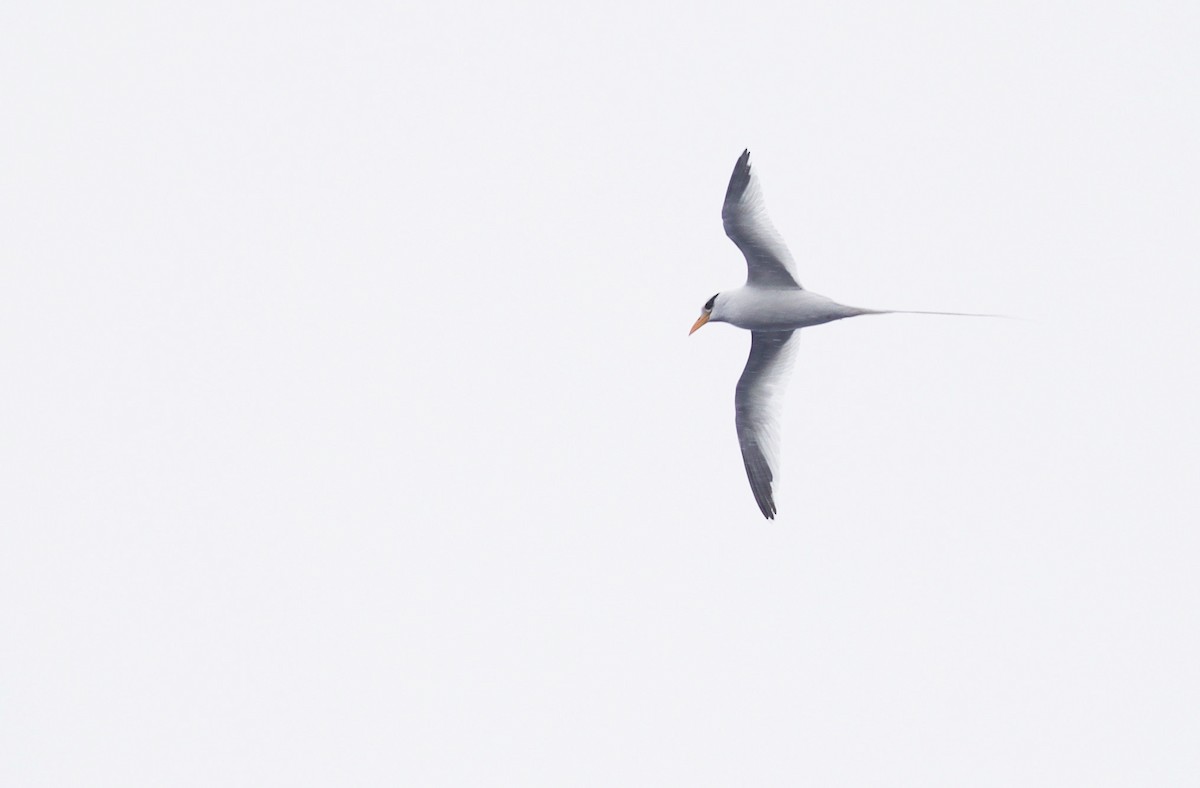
704 294 718 311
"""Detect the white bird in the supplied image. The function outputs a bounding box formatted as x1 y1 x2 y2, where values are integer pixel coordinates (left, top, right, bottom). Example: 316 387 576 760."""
690 150 988 519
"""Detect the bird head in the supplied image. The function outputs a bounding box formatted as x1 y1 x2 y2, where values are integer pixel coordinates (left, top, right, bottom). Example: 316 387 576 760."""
689 293 720 334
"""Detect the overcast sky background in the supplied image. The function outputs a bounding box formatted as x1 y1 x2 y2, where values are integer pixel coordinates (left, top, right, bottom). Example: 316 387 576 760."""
4 1 1199 785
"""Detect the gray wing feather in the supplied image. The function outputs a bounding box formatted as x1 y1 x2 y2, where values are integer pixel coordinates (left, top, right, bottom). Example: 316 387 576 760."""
735 330 800 519
722 150 802 290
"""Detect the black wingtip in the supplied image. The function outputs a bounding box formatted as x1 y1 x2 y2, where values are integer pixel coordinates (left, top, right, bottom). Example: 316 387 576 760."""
725 149 753 203
752 481 777 519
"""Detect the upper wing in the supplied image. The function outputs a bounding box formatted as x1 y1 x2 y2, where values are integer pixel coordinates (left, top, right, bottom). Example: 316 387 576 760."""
722 150 802 290
735 330 800 519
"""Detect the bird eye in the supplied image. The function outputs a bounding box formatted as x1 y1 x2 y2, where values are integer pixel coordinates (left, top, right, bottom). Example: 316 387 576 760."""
704 294 717 311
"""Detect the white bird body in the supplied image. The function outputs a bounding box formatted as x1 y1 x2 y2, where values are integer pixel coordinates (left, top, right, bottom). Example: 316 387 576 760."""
691 150 987 519
711 287 868 331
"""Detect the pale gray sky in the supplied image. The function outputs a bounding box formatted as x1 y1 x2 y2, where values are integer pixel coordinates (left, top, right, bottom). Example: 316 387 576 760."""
3 1 1199 785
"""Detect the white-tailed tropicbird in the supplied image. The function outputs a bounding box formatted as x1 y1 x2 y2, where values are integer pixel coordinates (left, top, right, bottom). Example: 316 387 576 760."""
690 150 990 519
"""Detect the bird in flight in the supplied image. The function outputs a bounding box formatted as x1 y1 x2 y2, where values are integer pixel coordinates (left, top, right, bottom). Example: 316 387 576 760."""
691 150 986 519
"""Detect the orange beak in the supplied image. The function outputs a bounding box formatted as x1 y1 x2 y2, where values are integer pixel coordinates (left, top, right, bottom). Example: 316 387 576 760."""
689 312 711 335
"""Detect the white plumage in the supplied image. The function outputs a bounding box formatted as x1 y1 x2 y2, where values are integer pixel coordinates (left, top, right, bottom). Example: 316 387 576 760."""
691 150 987 519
